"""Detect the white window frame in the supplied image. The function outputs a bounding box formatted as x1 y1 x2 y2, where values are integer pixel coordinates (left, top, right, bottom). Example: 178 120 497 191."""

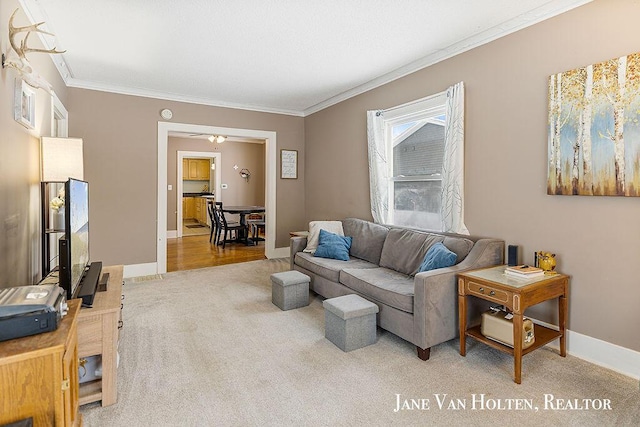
381 91 447 228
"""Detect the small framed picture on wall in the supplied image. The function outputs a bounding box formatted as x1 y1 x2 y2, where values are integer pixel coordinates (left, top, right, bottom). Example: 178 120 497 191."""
281 149 298 179
15 78 36 129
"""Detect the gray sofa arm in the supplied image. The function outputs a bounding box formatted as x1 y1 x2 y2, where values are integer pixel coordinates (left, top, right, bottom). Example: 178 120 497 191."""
290 236 308 270
412 238 504 350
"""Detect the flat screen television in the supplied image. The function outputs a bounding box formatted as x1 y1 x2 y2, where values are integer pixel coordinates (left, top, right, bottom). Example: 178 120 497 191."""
58 178 102 305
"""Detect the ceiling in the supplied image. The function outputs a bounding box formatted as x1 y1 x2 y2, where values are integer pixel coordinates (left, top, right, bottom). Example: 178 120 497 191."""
19 0 591 117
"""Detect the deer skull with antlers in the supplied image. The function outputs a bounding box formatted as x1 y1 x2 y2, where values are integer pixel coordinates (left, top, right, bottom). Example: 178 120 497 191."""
2 8 66 93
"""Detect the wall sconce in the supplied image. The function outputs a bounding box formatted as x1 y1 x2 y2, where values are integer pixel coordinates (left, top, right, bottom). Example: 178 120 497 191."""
41 137 84 182
208 135 226 143
239 168 251 182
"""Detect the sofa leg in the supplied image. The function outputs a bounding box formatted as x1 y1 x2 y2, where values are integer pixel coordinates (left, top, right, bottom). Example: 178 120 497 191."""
416 346 431 361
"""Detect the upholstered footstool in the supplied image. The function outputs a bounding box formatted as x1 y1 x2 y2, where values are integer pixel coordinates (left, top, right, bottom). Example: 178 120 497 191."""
323 294 379 352
271 270 310 310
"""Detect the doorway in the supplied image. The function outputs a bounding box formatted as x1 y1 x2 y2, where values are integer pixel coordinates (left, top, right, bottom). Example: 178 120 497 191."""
157 122 277 274
175 150 222 239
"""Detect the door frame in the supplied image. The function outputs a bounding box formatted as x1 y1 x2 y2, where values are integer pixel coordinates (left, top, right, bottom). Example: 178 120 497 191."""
157 122 277 274
176 151 222 238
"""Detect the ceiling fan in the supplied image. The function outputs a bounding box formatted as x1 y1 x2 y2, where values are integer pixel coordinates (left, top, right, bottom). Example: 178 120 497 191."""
187 133 226 143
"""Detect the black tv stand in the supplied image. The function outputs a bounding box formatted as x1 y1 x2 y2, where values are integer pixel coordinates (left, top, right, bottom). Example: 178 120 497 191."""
77 261 103 307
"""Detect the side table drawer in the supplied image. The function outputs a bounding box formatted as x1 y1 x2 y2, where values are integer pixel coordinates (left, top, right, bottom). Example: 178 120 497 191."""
467 281 510 304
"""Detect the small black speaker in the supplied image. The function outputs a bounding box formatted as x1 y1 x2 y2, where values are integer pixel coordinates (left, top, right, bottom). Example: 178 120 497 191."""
507 245 518 266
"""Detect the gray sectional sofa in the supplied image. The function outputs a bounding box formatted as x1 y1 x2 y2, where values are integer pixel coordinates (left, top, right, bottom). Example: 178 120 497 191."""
290 218 504 360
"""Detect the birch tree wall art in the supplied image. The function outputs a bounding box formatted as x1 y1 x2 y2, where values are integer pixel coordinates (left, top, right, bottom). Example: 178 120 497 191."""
548 52 640 196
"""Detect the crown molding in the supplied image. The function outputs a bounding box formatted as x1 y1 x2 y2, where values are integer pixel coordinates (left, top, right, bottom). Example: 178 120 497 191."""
64 78 306 117
303 0 593 116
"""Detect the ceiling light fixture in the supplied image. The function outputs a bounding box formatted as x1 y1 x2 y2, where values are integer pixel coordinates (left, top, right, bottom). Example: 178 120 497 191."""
208 135 226 143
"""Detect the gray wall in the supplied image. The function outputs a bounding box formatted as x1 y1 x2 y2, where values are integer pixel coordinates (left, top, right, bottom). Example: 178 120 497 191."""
167 136 266 230
67 89 305 267
0 2 68 286
304 0 640 352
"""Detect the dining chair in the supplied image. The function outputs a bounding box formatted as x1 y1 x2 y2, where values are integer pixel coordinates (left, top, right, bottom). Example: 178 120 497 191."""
214 201 240 225
246 213 265 242
207 200 217 244
214 203 245 248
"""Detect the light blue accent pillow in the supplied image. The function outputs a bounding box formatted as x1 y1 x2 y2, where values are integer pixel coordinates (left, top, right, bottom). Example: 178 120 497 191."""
314 229 352 261
418 242 458 272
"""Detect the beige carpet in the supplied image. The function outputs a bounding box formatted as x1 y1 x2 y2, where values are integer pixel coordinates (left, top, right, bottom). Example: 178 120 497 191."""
80 259 638 426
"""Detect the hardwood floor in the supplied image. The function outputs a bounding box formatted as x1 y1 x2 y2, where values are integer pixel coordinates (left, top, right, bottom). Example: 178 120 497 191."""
167 233 266 272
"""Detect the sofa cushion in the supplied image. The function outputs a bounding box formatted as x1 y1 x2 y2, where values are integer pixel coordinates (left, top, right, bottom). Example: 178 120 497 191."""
340 268 414 314
443 236 474 263
304 221 344 254
314 229 352 261
294 252 378 283
418 242 457 272
342 218 389 265
379 229 444 276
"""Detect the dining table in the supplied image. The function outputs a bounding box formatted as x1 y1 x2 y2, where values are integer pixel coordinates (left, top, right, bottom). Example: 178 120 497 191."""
221 205 265 245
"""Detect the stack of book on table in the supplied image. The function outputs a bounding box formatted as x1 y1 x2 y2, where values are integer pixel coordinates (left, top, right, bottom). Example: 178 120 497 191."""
505 265 544 279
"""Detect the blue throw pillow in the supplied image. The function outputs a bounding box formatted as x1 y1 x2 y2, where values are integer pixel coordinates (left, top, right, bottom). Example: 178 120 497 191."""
314 229 352 261
418 242 457 272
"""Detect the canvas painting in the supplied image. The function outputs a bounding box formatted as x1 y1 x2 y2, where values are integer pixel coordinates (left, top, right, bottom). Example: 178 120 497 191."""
547 52 640 196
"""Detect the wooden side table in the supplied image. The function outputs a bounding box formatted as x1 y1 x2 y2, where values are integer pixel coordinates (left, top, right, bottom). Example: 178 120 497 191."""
458 266 569 384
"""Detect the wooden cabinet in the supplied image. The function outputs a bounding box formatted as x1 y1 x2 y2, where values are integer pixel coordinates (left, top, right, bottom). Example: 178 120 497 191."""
183 197 196 219
184 197 209 224
182 159 189 180
184 159 210 180
0 300 82 426
195 197 209 224
196 159 210 180
77 265 124 407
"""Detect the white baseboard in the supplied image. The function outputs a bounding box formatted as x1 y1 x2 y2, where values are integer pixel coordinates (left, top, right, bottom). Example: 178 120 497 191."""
534 319 640 380
269 246 290 259
123 262 158 278
167 230 177 239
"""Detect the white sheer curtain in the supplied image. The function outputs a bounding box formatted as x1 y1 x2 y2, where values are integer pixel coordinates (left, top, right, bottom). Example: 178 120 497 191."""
366 110 389 224
367 81 468 233
441 81 469 234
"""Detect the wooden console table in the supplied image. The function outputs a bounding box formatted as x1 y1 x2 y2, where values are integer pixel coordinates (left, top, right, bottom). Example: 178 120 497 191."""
77 265 124 406
0 300 82 426
458 265 569 384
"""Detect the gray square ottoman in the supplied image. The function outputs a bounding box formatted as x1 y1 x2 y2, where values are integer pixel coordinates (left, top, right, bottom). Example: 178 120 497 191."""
271 270 310 310
323 294 379 352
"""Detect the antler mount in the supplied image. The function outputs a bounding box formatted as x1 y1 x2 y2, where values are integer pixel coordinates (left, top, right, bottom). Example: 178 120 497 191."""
2 8 66 92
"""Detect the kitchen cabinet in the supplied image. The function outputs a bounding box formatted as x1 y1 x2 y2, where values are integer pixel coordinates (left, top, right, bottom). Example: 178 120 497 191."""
183 197 209 224
182 159 189 180
183 197 196 219
197 198 209 224
184 159 210 180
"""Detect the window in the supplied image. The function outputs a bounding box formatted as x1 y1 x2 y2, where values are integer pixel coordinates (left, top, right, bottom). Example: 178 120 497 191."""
383 93 447 230
367 82 467 234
